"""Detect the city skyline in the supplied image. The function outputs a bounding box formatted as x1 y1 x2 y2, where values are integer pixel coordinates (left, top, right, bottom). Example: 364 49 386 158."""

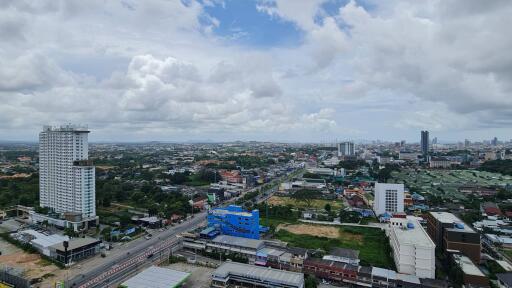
1 1 512 142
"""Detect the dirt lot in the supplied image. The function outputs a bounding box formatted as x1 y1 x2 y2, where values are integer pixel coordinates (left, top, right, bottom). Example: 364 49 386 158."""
276 223 342 239
165 262 215 288
0 238 64 287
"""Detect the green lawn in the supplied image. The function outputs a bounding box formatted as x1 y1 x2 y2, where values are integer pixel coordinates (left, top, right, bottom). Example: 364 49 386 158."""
503 249 512 260
260 217 297 228
185 174 210 186
274 226 395 269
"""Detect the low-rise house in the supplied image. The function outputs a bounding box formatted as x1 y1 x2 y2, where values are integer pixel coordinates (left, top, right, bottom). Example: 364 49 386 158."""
451 253 488 287
497 273 512 288
208 235 265 263
212 262 304 288
482 202 503 216
322 248 360 266
13 229 69 256
303 258 359 285
484 234 512 249
51 237 101 265
458 186 497 197
137 216 162 228
192 195 207 210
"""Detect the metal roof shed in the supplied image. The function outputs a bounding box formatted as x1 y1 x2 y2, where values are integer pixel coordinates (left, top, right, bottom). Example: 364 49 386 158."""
121 266 190 288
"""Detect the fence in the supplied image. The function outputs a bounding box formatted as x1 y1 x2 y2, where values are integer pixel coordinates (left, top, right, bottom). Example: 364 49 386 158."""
0 267 31 288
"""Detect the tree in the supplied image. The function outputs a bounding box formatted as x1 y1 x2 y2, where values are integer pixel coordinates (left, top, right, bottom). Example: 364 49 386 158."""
292 189 320 208
103 193 112 207
63 227 78 237
197 169 221 183
148 204 159 216
339 210 361 223
119 213 132 228
324 203 331 212
305 275 318 288
497 189 512 200
479 159 512 176
449 266 464 287
101 227 112 241
377 164 401 182
131 192 145 203
303 172 322 179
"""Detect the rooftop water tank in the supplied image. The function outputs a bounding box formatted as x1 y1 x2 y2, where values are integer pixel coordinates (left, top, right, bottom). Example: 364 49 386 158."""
454 222 465 229
407 222 415 229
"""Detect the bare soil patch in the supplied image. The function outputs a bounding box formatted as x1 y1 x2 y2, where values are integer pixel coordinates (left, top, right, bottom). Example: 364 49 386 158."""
277 223 341 239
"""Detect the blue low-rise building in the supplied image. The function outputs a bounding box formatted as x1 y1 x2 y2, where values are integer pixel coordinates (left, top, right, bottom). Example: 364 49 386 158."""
207 205 261 239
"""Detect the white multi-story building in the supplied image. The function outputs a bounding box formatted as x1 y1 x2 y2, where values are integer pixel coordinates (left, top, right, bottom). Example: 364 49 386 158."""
389 216 436 279
337 141 355 157
373 183 404 216
39 125 96 225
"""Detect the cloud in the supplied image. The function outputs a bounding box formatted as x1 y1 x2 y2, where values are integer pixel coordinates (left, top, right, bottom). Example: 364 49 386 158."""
256 0 328 31
1 0 512 141
0 53 67 91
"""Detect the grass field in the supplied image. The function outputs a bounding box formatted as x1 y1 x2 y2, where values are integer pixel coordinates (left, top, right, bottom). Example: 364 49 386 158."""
267 196 344 210
274 225 394 269
185 174 210 186
259 217 298 229
503 249 512 260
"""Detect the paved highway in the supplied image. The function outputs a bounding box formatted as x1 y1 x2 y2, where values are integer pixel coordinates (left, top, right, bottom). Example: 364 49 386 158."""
67 212 206 288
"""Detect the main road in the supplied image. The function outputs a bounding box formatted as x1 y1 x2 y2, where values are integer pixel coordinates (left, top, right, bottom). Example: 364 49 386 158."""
66 212 206 288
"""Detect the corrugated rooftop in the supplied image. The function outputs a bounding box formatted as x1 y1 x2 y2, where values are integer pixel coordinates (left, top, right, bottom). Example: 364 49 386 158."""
213 262 304 287
121 266 190 288
211 235 264 250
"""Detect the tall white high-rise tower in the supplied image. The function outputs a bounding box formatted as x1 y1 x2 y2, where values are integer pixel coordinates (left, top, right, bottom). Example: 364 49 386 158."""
39 124 96 219
337 141 355 157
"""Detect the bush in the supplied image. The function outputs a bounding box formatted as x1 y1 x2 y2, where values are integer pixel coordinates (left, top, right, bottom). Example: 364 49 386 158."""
305 275 318 288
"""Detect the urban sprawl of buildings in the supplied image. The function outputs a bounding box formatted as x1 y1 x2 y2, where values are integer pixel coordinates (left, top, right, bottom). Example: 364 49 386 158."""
1 127 512 287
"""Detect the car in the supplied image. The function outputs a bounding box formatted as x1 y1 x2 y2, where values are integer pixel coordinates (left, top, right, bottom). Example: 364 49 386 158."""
145 235 152 240
158 228 164 232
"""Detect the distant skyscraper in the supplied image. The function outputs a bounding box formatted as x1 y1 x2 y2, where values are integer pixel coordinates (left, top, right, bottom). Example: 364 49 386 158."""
464 139 470 148
421 131 429 156
39 125 96 220
337 141 355 157
432 137 438 145
492 137 498 146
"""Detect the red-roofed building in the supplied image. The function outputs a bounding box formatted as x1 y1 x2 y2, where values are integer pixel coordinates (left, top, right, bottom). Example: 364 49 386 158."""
343 188 363 197
347 195 366 208
192 195 207 210
219 170 243 183
482 202 503 216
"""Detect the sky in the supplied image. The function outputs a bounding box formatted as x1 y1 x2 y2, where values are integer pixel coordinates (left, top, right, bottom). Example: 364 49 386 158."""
1 0 512 143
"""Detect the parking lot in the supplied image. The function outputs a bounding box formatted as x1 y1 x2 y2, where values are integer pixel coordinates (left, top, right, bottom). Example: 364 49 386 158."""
0 218 23 233
165 262 215 288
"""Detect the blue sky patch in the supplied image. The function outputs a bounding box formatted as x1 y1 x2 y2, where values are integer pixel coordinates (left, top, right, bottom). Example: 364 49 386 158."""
202 0 304 48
